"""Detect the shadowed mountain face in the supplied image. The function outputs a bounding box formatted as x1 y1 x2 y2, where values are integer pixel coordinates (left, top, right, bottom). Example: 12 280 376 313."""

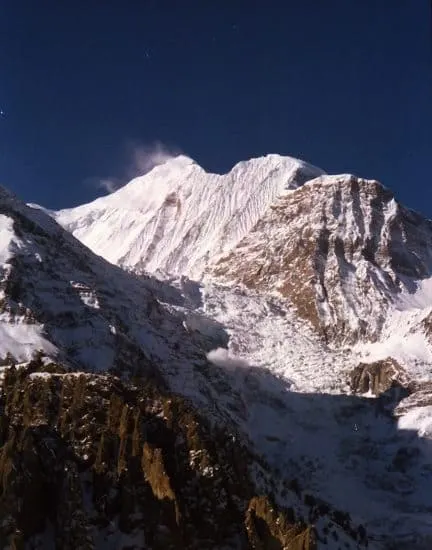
3 153 432 548
0 364 320 550
1 355 431 550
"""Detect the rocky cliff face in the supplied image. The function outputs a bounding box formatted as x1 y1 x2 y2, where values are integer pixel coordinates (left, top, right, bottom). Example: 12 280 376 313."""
0 359 368 549
213 175 432 343
349 358 409 397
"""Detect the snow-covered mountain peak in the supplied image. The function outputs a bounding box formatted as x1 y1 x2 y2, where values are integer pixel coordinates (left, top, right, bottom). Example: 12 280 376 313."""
135 152 201 178
147 152 321 180
54 153 325 277
52 158 432 345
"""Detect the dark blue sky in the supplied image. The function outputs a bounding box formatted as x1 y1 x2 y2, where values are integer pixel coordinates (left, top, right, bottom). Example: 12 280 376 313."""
1 1 431 214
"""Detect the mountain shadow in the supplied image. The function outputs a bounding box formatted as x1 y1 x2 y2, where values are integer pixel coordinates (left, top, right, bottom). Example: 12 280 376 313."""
201 356 432 550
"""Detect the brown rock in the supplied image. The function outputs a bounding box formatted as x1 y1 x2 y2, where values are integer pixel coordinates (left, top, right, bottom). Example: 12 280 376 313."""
349 358 408 396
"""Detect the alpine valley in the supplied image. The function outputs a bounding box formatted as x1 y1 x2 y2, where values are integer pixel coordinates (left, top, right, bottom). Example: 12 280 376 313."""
2 154 432 549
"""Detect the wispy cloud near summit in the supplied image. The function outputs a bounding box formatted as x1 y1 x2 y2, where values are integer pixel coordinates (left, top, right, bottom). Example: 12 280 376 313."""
92 141 184 195
130 142 183 178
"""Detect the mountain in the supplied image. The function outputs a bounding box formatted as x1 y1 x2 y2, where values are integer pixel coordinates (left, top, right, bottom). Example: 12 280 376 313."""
54 155 324 278
54 155 432 360
0 184 366 549
2 152 432 548
49 154 432 548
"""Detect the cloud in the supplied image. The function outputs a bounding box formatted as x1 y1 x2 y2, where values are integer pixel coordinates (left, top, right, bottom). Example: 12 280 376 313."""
206 348 259 397
90 141 184 195
129 142 183 178
206 347 250 370
97 178 121 193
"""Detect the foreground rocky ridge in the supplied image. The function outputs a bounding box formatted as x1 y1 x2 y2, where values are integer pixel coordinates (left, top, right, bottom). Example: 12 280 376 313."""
0 358 367 549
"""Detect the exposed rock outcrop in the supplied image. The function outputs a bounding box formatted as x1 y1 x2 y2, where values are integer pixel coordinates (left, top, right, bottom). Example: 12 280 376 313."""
245 496 316 550
349 358 408 396
213 175 432 344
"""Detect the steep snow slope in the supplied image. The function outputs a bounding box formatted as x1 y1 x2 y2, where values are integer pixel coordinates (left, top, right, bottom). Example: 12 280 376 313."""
54 154 324 278
0 214 58 362
0 185 204 380
353 277 432 378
